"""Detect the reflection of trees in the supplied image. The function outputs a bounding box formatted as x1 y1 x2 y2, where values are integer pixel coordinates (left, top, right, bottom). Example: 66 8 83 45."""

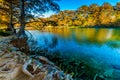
43 28 120 43
71 28 119 44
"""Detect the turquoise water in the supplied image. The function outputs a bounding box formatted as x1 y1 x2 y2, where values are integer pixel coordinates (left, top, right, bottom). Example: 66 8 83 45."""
28 28 120 79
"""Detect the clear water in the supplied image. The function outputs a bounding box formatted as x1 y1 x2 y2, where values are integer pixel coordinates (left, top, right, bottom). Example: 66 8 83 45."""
28 28 120 78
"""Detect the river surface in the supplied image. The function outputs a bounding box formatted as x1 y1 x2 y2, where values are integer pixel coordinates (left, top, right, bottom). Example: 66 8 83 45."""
28 28 120 77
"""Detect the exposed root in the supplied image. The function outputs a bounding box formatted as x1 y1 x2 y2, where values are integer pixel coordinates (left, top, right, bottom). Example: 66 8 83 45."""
0 37 73 80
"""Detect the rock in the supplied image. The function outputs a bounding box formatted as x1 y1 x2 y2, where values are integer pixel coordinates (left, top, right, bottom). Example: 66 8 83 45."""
10 47 19 52
65 74 73 80
0 36 73 80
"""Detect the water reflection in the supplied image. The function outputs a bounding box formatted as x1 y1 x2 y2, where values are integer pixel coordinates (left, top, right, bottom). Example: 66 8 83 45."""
29 28 120 70
45 28 120 47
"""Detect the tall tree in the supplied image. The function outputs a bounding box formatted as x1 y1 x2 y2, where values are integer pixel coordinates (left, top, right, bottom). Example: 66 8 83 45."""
101 2 113 11
0 0 10 29
17 0 25 37
0 0 18 33
17 0 60 38
9 0 17 34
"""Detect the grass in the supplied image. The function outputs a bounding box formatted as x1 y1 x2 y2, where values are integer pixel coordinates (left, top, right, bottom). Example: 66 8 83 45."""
42 51 105 80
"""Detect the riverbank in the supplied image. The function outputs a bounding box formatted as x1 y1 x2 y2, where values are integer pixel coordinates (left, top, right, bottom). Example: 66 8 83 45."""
0 36 73 80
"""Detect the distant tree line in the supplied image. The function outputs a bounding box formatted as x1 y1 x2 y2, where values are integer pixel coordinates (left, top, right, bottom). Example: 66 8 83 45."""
27 2 120 28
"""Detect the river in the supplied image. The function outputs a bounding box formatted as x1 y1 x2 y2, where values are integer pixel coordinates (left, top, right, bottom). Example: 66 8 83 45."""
27 28 120 79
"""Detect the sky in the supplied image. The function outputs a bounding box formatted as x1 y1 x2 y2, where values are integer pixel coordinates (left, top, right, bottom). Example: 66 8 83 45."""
57 0 120 10
43 0 120 17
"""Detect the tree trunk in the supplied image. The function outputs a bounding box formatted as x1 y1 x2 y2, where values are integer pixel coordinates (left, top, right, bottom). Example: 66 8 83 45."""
17 0 27 38
9 1 16 34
